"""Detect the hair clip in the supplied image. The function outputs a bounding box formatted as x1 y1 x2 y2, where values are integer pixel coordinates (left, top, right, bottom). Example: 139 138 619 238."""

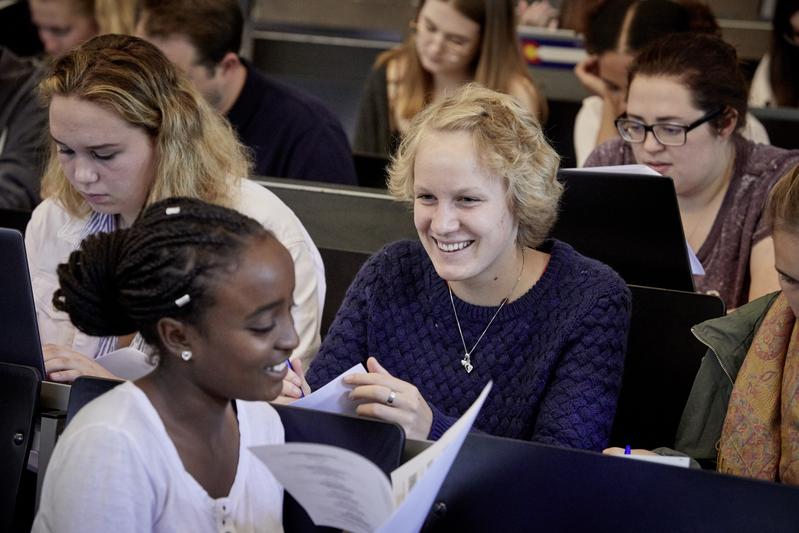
166 206 181 215
175 294 191 307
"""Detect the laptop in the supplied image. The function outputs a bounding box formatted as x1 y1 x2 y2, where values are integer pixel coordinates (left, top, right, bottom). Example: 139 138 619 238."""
553 170 695 292
0 228 47 379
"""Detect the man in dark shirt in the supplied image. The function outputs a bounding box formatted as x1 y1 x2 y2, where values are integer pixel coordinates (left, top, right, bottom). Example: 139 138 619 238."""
135 0 357 185
0 46 48 210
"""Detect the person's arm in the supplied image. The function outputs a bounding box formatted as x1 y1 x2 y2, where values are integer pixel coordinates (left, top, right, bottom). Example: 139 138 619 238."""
532 288 631 451
305 250 381 390
574 56 625 151
353 65 392 157
285 119 358 186
508 75 547 124
283 238 325 370
748 236 780 303
0 77 48 210
33 424 155 533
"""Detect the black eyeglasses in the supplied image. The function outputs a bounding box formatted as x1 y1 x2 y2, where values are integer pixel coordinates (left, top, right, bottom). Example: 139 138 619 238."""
615 107 725 147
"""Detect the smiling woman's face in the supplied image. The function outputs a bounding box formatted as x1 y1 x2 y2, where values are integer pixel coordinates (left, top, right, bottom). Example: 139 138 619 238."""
49 95 157 226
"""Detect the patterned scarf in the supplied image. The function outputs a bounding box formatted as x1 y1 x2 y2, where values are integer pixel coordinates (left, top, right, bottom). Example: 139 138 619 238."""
718 293 799 485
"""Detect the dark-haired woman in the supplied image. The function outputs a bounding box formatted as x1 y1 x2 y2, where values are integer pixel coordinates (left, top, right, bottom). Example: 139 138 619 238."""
25 34 324 380
586 33 799 311
33 197 295 531
574 0 768 166
750 0 799 108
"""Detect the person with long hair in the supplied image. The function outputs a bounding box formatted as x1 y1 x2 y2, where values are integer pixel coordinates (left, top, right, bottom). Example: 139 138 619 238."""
607 165 799 485
33 198 296 530
353 0 545 157
750 0 799 108
586 33 799 311
29 0 137 56
286 85 630 451
26 34 324 380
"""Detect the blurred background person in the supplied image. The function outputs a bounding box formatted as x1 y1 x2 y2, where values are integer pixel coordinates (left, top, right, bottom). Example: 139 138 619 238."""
750 0 799 108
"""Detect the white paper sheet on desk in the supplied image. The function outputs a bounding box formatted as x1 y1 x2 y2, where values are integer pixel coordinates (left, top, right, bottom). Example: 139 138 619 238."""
686 243 705 276
251 381 493 533
569 164 662 176
291 363 366 415
620 454 691 468
95 347 155 380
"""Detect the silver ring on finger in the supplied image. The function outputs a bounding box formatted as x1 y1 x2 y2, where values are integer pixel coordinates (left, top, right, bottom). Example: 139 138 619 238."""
386 389 397 406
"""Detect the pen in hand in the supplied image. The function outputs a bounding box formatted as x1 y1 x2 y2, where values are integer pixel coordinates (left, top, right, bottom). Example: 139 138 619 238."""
285 359 305 398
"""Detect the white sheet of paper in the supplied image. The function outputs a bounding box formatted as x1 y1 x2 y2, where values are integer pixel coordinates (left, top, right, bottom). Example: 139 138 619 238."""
251 381 493 533
250 443 394 533
619 454 691 468
95 347 154 380
378 381 493 533
290 363 367 415
686 242 705 276
569 164 662 176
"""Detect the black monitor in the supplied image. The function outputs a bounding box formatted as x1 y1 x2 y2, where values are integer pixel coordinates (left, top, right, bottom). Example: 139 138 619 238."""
0 228 46 379
553 170 694 291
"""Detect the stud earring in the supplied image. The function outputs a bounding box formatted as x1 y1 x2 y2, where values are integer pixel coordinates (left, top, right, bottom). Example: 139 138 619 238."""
180 350 192 362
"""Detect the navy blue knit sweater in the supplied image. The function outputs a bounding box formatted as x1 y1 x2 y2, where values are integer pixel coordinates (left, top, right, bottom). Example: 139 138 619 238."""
307 239 631 451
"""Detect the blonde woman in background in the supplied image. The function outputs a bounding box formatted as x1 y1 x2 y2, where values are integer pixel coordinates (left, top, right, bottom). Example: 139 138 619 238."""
29 0 137 56
353 0 546 157
27 34 324 381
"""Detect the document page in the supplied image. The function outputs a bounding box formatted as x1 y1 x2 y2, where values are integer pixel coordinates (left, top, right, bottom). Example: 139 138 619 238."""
95 347 154 380
251 381 493 533
250 443 394 533
291 363 366 415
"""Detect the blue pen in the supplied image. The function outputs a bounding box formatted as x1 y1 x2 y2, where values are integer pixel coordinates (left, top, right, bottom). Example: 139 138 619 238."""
285 359 305 398
624 444 631 455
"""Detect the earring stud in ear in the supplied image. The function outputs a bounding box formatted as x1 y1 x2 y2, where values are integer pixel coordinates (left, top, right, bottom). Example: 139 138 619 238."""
180 350 192 362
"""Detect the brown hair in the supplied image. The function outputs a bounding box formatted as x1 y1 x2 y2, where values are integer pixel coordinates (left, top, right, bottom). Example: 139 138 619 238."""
377 0 543 123
38 34 250 217
137 0 243 69
628 32 747 131
388 84 561 248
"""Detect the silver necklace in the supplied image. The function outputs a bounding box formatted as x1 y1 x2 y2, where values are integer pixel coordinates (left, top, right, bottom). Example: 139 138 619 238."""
448 250 525 374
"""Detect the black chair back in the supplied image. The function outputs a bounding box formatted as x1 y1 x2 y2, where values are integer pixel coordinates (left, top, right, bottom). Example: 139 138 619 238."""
0 208 32 234
0 362 39 531
352 151 389 189
318 247 371 335
750 106 799 150
65 376 123 426
419 432 799 532
610 285 725 449
554 170 695 291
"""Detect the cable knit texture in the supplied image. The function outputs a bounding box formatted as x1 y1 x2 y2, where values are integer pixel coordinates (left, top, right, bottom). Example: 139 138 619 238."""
307 239 631 451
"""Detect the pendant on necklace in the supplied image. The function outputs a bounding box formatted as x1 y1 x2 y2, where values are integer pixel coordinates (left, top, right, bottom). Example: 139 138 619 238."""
461 354 474 374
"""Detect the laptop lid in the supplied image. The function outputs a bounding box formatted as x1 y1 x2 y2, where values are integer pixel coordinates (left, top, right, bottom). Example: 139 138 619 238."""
553 170 695 292
0 228 46 379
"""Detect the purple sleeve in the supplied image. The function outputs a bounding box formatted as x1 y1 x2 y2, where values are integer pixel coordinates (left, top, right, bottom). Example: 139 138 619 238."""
532 289 631 451
306 252 380 390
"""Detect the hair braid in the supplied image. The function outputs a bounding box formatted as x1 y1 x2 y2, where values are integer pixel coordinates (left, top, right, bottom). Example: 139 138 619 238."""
54 197 271 350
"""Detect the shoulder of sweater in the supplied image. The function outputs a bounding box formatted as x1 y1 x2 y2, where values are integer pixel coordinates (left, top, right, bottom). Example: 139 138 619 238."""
584 137 630 166
734 136 799 179
549 240 630 302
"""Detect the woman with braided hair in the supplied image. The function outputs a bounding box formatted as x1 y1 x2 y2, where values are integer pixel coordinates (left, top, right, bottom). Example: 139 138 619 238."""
33 197 296 532
26 33 325 381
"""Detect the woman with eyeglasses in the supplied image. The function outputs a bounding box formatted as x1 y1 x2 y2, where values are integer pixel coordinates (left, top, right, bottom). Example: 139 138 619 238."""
586 33 799 311
353 0 546 158
750 0 799 108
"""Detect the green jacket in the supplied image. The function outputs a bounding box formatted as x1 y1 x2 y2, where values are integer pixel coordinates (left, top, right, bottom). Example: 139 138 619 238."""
660 291 781 469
